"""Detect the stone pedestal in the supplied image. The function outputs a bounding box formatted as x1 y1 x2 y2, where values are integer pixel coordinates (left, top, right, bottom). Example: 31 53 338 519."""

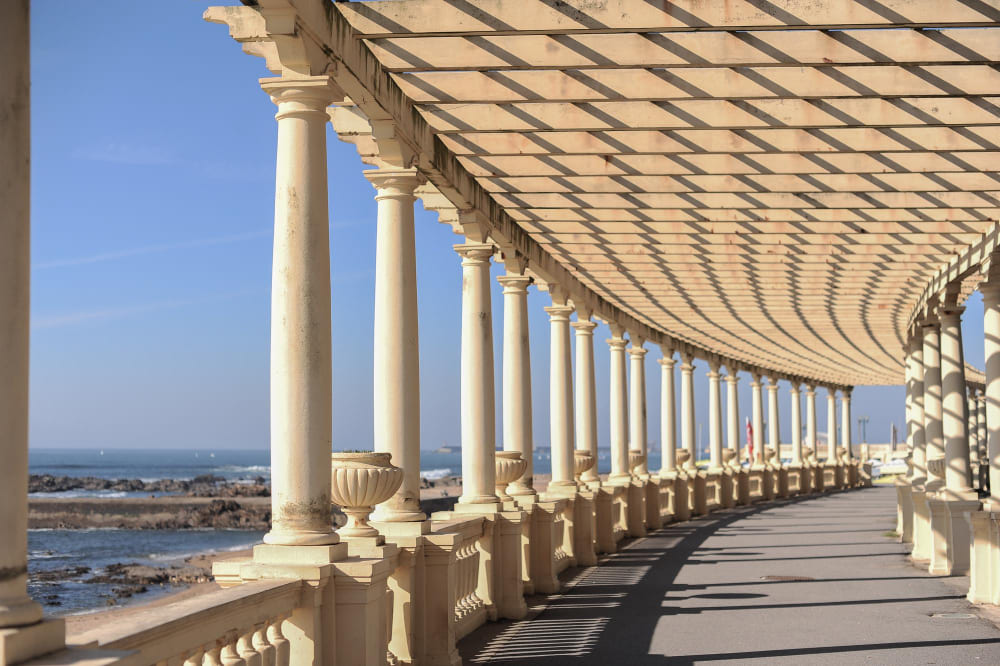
786 464 804 496
895 477 914 543
333 556 397 666
813 464 825 493
776 467 790 498
626 481 647 537
572 491 598 567
717 469 735 508
0 620 66 666
910 486 932 561
529 499 567 594
734 468 750 505
966 504 999 604
753 465 774 501
664 472 691 521
689 471 708 516
594 488 617 554
927 493 980 575
421 534 461 666
644 479 663 530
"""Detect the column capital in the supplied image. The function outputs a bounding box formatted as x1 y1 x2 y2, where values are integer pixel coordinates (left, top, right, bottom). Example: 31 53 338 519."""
766 376 780 391
628 345 648 358
454 243 495 263
571 318 598 333
544 304 575 321
939 304 965 321
659 356 676 369
260 75 341 115
364 167 424 197
789 383 801 394
497 273 532 292
750 373 762 387
724 372 738 385
607 336 628 351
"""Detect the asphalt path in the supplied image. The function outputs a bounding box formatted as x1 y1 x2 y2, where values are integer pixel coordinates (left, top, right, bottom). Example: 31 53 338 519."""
460 486 1000 664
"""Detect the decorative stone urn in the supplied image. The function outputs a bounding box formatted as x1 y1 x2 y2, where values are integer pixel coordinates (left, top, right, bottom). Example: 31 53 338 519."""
676 449 691 467
574 450 595 483
495 450 527 500
764 446 776 463
722 449 737 467
803 446 814 464
836 446 847 462
628 449 646 472
927 457 946 480
330 451 404 539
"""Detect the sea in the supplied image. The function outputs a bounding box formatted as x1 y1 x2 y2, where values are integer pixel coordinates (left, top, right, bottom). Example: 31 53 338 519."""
27 446 662 615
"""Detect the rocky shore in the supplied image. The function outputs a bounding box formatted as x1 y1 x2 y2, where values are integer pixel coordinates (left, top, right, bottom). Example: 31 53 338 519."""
29 497 273 530
29 474 270 497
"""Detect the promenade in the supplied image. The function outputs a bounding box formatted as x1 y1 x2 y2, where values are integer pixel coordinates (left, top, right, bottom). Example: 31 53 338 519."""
461 487 1000 664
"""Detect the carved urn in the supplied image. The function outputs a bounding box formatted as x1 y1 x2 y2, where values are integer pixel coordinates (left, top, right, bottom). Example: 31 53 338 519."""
330 451 404 538
628 449 646 472
574 450 595 480
495 450 527 500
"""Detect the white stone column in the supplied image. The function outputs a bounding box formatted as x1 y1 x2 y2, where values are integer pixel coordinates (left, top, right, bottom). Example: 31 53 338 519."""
629 336 649 477
968 390 979 480
681 353 697 471
546 297 576 494
0 0 44 626
456 243 499 505
499 272 536 497
767 376 781 467
790 383 803 465
659 354 677 474
261 76 341 546
986 279 1000 501
827 389 839 464
940 304 972 493
909 332 927 481
751 373 765 466
368 168 425 523
726 369 740 463
841 388 853 462
977 393 987 487
573 316 599 486
806 384 818 457
708 360 723 470
608 326 630 483
923 315 945 486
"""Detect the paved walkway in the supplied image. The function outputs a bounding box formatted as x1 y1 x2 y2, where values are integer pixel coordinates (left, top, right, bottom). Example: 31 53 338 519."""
459 486 1000 664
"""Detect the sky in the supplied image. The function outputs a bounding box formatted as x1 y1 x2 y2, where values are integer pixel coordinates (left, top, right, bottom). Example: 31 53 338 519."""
28 1 984 453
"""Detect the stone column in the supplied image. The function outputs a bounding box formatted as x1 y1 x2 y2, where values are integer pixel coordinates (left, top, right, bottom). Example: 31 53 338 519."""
726 369 740 462
608 327 630 484
573 316 599 486
790 383 803 465
455 243 499 505
977 393 987 489
499 272 536 498
940 303 972 494
0 0 45 628
708 361 723 470
659 354 677 474
827 389 839 464
968 389 979 488
368 168 425 523
751 374 765 466
841 388 853 461
923 315 945 488
681 353 697 471
984 280 1000 501
767 376 781 467
629 337 649 477
262 76 341 546
910 332 927 482
546 296 576 495
806 384 817 456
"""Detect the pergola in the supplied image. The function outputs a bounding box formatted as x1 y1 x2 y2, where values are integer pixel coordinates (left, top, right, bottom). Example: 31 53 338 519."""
224 0 1000 387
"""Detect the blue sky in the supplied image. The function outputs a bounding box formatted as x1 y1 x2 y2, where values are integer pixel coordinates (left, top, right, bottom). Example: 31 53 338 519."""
29 2 978 453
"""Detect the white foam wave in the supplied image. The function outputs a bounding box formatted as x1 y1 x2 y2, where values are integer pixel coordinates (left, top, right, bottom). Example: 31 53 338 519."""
29 490 128 499
420 468 454 480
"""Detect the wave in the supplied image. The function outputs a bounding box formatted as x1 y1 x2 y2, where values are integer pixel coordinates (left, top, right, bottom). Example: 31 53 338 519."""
29 490 129 499
420 468 454 480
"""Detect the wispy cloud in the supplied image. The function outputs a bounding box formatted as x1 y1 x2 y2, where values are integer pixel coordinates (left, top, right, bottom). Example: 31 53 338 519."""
35 230 270 270
31 289 259 331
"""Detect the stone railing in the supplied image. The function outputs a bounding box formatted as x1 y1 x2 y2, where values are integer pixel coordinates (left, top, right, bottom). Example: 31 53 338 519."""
445 517 489 640
69 579 300 666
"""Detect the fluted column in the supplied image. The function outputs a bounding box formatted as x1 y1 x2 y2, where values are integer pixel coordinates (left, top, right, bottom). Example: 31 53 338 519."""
726 369 740 464
546 297 576 494
0 0 44 626
708 360 723 469
806 384 818 458
629 336 649 477
608 326 631 484
909 331 927 482
985 279 1000 501
790 383 803 464
968 389 979 488
827 389 839 464
368 168 424 522
573 316 599 486
499 272 536 497
923 315 945 487
751 373 764 466
262 76 341 546
940 303 972 494
682 353 697 471
767 376 781 467
841 388 853 462
659 354 677 474
456 243 499 505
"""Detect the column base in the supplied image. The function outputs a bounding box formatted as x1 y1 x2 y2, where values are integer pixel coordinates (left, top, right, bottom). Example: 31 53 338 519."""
0 619 65 665
644 478 664 529
894 477 914 543
927 494 980 576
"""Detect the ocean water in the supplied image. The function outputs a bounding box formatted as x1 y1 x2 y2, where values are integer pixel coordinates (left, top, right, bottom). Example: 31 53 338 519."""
28 529 265 616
